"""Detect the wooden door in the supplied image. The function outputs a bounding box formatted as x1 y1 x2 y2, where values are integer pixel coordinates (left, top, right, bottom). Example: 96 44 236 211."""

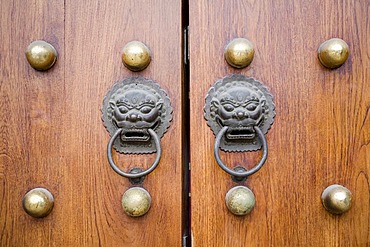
0 0 184 246
189 0 370 246
1 0 370 246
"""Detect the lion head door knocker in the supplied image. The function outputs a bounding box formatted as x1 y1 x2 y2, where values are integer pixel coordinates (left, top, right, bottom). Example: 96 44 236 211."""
102 77 172 154
204 75 275 216
102 77 172 217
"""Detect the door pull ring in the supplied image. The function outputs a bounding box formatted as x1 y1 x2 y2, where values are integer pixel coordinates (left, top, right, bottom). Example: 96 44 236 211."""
107 128 161 179
214 125 268 179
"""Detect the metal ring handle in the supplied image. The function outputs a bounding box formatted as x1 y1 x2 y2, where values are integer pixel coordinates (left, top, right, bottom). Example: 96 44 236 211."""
107 128 162 178
214 126 268 178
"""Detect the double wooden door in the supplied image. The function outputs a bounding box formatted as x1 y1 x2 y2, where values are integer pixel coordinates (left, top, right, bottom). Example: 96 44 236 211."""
1 0 369 246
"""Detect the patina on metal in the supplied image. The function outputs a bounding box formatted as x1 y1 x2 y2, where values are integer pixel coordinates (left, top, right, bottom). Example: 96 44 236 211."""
224 38 254 69
204 75 275 152
225 186 255 216
321 184 352 215
102 77 172 154
22 188 54 218
122 187 151 217
122 41 151 71
25 40 58 71
318 38 349 69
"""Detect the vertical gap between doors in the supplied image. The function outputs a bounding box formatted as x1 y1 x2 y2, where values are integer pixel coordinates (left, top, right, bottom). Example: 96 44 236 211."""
182 0 190 246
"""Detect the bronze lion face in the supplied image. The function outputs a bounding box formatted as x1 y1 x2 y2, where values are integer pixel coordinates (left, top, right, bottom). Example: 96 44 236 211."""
204 75 275 151
110 89 163 141
212 86 266 140
102 77 172 154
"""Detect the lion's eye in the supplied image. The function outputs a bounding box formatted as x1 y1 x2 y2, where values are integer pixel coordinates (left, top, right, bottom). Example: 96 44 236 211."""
140 106 152 114
223 104 234 112
118 106 128 113
246 103 257 111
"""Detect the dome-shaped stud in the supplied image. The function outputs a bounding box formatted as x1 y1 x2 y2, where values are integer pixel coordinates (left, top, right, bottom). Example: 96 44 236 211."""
321 184 352 215
122 41 151 71
318 38 349 69
25 40 58 71
224 38 254 69
122 187 151 217
225 186 255 216
22 188 54 218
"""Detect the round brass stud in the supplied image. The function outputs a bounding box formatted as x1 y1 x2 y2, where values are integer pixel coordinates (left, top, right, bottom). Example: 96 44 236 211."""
224 38 254 69
122 41 151 71
225 186 255 216
122 187 151 217
321 184 352 215
25 40 58 71
22 188 54 218
318 38 349 69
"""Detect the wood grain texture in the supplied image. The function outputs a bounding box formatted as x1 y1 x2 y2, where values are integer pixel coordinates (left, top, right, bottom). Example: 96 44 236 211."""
0 0 183 246
189 0 370 246
0 1 65 246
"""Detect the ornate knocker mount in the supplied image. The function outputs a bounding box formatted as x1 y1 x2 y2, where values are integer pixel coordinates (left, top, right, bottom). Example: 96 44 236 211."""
102 77 172 154
102 77 172 217
204 75 275 152
204 75 275 179
204 75 275 216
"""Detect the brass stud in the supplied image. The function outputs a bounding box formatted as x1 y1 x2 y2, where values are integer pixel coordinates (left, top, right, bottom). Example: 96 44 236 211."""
321 184 352 215
122 41 151 71
22 188 54 218
25 40 58 71
224 38 254 69
121 187 151 217
225 186 255 216
318 38 349 69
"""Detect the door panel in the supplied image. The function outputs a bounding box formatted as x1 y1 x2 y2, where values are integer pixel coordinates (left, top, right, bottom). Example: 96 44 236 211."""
1 0 369 246
189 0 369 246
0 0 183 246
0 1 66 246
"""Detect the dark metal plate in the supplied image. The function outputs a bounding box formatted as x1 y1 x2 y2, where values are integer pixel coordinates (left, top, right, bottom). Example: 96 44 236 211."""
102 77 172 154
204 75 275 152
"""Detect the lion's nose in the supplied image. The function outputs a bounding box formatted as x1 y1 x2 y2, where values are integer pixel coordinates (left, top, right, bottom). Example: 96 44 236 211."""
235 111 246 120
128 114 139 122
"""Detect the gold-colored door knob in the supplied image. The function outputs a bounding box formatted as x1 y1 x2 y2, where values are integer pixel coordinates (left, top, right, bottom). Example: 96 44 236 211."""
224 38 254 69
318 38 349 69
22 188 54 218
225 186 255 216
121 187 151 217
25 40 58 71
122 41 151 71
321 184 352 214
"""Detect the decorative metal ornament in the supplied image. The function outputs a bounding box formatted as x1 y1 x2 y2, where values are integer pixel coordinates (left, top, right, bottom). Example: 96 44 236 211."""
321 184 352 215
225 186 255 216
204 75 275 152
102 77 172 154
25 40 58 71
22 188 54 218
122 187 151 217
224 38 255 69
122 41 151 71
318 38 349 69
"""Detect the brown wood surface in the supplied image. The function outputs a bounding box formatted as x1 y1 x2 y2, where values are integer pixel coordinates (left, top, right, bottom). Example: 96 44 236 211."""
0 0 183 246
189 0 370 246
